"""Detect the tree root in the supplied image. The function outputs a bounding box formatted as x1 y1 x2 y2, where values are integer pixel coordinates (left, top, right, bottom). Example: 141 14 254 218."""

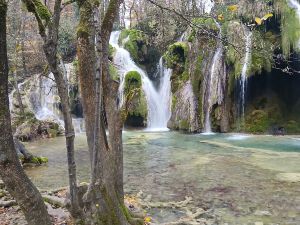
133 191 216 225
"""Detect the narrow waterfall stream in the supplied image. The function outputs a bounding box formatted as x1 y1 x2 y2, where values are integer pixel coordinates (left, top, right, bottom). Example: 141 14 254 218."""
239 28 252 124
110 31 171 131
203 22 223 133
33 73 64 126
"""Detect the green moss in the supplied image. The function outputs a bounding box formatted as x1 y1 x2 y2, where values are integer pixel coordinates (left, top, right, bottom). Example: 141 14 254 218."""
124 71 142 93
119 29 147 63
31 156 48 164
172 95 177 111
245 110 269 133
109 63 119 81
34 0 51 21
77 26 90 39
163 42 188 71
285 120 300 134
192 17 219 31
179 119 189 130
225 25 274 79
76 0 94 39
124 71 147 119
109 44 116 59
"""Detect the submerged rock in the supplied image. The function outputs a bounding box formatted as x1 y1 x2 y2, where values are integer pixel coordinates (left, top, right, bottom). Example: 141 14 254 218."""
14 119 62 142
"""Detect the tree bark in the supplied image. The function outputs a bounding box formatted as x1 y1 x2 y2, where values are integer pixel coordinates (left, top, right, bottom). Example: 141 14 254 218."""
101 0 125 201
76 0 96 161
22 0 82 218
43 0 82 218
13 70 25 114
75 0 143 224
0 2 51 224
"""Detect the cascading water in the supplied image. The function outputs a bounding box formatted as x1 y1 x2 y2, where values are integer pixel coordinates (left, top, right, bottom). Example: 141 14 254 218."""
203 22 224 133
31 69 85 133
288 0 300 46
9 64 85 133
194 0 214 14
110 31 172 131
239 28 253 124
32 73 64 126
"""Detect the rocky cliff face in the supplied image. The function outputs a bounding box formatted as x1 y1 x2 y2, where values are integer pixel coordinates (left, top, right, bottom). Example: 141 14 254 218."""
163 0 300 134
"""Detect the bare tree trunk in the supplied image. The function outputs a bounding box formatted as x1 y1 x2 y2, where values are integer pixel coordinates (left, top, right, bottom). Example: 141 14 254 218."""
0 2 51 224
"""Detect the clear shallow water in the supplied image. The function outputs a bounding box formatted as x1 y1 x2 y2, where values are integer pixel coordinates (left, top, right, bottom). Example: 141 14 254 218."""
25 132 300 224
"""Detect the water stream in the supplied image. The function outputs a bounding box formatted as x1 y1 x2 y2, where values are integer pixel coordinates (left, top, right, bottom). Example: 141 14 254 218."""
203 22 224 133
25 132 300 224
110 31 171 131
239 27 253 124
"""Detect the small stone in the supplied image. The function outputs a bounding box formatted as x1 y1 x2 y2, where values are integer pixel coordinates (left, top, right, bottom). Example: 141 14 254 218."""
254 210 272 216
255 222 264 225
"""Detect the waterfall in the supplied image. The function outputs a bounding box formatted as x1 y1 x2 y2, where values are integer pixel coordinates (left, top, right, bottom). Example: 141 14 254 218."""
194 0 214 14
203 22 224 133
30 70 85 133
32 73 64 126
109 31 172 131
288 0 300 12
239 28 253 124
8 64 85 133
288 0 300 46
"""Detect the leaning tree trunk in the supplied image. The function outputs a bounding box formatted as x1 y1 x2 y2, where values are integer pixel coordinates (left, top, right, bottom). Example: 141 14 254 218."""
0 2 51 224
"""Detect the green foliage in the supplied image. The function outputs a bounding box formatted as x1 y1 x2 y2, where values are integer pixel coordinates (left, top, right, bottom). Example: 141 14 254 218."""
192 17 219 31
249 30 275 74
285 120 300 134
245 110 269 133
124 71 142 94
275 0 300 55
225 23 275 79
109 63 119 81
58 18 77 57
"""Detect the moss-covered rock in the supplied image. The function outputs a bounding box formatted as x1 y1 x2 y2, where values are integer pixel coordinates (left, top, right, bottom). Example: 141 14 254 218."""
15 119 62 142
245 110 269 133
163 42 189 94
119 29 148 64
118 29 160 76
123 71 147 127
163 42 188 73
